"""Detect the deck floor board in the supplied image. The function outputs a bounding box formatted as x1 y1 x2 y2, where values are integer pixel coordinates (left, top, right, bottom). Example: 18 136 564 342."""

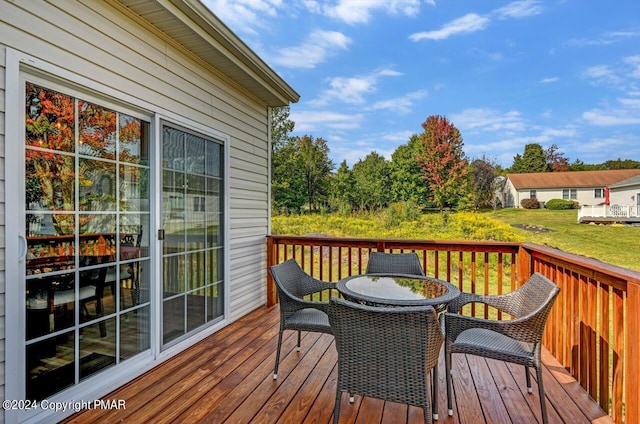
64 305 612 424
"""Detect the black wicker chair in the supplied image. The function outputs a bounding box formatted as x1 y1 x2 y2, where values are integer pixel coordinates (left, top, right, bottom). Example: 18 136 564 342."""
444 273 560 424
328 297 443 424
365 251 425 275
269 259 334 379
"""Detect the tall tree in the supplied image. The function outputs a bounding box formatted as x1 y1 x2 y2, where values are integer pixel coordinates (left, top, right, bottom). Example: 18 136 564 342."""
469 155 499 209
389 134 429 206
329 160 355 212
270 106 295 150
545 144 570 172
417 115 469 211
270 106 301 212
510 143 548 173
271 140 306 213
298 135 334 211
351 152 391 210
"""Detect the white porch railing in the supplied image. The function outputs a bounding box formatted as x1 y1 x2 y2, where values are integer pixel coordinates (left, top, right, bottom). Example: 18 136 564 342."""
578 204 640 221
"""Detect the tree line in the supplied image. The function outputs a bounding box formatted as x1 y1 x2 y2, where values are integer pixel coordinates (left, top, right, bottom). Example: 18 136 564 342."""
271 106 640 214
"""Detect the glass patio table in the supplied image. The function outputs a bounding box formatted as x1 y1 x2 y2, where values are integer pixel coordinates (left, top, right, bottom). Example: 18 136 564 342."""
336 273 460 311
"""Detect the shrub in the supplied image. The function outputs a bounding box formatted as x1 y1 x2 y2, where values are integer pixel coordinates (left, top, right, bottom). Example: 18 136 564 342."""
520 198 540 209
545 198 579 210
381 201 422 228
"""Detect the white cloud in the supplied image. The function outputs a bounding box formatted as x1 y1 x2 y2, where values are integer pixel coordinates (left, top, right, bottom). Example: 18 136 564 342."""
368 90 428 114
410 1 542 42
290 110 363 132
311 69 402 105
624 55 640 79
582 98 640 126
582 111 640 126
565 31 640 47
450 108 526 132
582 65 624 88
539 127 578 138
494 0 542 19
539 77 559 83
410 13 490 41
202 0 282 35
270 30 351 69
314 0 422 25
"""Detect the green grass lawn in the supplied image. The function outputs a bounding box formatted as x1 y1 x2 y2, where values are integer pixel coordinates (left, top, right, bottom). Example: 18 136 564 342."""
481 208 640 271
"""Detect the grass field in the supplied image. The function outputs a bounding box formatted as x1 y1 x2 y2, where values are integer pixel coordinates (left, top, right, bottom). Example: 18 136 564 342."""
481 208 640 271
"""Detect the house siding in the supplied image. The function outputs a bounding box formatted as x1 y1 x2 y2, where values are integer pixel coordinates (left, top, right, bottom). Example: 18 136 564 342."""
514 188 603 207
610 186 640 206
1 0 278 420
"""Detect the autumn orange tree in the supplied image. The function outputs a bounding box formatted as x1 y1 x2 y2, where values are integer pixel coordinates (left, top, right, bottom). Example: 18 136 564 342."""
417 115 469 212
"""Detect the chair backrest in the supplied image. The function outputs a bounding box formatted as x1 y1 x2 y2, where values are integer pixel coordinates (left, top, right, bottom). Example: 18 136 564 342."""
328 297 442 406
504 273 560 319
270 259 330 316
365 252 425 275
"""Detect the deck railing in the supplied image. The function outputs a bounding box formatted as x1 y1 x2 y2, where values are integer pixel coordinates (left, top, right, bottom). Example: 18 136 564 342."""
578 204 640 221
266 235 640 424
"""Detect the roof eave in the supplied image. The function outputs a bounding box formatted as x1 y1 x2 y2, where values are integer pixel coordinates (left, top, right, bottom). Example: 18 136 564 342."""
116 0 299 107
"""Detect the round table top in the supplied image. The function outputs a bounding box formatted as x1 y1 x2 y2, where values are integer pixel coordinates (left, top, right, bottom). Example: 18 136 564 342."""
337 273 460 307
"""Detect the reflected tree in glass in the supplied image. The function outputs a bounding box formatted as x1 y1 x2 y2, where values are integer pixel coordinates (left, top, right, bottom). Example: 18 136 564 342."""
25 83 75 152
78 101 116 159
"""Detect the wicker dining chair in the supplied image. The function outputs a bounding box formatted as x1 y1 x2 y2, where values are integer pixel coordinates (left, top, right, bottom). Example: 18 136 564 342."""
444 272 560 424
269 259 334 379
328 297 443 424
365 251 425 275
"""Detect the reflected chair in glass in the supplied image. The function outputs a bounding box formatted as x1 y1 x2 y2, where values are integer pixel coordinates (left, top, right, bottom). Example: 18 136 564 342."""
269 258 334 379
365 251 425 275
444 272 560 424
76 267 108 337
328 297 443 424
120 226 142 308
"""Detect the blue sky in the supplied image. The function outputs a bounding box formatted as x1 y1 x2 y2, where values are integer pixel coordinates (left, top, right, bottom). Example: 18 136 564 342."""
203 0 640 168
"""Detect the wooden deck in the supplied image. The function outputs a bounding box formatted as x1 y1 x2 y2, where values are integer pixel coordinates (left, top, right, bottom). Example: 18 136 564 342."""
64 305 612 424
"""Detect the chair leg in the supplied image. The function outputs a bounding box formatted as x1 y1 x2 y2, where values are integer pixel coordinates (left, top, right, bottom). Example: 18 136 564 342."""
424 406 433 424
536 365 549 424
333 390 342 424
432 365 439 421
297 330 302 351
525 366 533 393
274 329 283 379
445 347 453 416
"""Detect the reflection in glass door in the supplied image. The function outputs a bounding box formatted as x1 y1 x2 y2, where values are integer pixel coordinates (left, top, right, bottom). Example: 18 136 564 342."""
161 124 224 346
24 83 151 400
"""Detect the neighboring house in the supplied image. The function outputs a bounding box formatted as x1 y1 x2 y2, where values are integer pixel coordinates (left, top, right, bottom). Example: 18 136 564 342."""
501 169 640 208
578 174 640 222
609 175 640 207
1 1 298 423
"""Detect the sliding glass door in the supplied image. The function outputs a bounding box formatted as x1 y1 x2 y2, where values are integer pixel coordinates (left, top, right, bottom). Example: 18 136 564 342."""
161 123 224 347
23 82 151 400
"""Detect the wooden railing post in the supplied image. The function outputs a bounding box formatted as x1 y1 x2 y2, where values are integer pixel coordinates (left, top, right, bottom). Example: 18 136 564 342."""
627 282 640 423
517 244 533 285
266 236 277 307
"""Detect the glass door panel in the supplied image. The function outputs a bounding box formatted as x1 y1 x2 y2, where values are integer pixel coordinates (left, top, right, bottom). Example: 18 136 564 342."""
24 82 151 401
161 124 224 347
